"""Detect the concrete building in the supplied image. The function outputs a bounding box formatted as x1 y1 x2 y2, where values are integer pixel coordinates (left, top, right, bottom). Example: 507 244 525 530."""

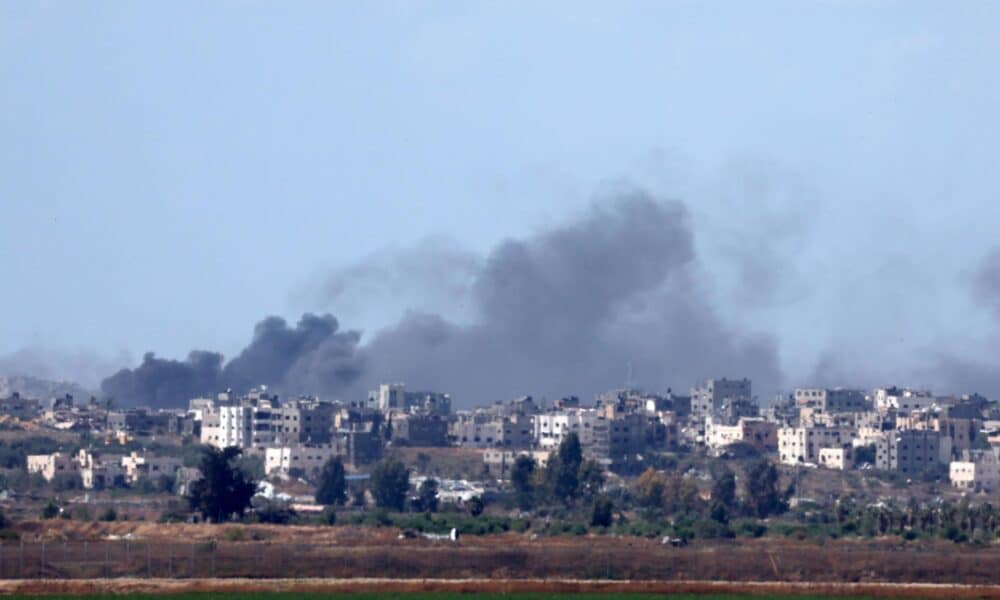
705 417 777 452
391 413 449 447
690 378 752 419
200 405 254 449
121 451 183 484
818 447 850 470
950 449 1000 493
265 443 338 478
794 388 869 413
107 408 172 436
371 383 407 412
874 387 936 413
76 450 125 489
876 429 943 474
26 452 78 481
778 426 853 465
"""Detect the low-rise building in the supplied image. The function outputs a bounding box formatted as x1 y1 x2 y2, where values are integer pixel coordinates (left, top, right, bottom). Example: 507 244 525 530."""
705 417 777 452
950 449 1000 493
26 452 78 481
778 426 853 465
265 444 338 478
121 451 183 484
818 447 850 470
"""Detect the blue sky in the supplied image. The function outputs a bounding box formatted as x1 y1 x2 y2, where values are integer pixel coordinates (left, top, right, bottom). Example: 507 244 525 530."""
3 2 1000 394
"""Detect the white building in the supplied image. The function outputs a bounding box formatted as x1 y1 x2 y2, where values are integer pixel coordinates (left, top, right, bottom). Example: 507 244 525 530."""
265 444 338 477
26 452 78 481
533 409 600 450
818 447 849 470
704 417 777 451
873 387 936 413
950 450 1000 493
778 426 854 465
200 405 254 449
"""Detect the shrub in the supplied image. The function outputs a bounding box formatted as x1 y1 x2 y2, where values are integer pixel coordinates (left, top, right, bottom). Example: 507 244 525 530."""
40 500 59 519
98 508 118 522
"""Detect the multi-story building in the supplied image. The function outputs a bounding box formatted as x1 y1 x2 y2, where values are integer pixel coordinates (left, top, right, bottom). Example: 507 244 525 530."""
265 443 338 478
950 449 1000 493
794 388 869 413
200 405 254 449
690 378 752 419
873 387 936 413
391 413 449 447
778 426 853 465
705 417 777 452
876 429 943 474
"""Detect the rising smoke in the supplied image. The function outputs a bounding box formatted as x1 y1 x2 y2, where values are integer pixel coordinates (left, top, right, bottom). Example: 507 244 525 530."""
100 188 782 408
101 314 365 408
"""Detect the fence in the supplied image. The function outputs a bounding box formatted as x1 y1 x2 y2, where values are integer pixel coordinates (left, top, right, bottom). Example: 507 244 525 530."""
0 540 998 583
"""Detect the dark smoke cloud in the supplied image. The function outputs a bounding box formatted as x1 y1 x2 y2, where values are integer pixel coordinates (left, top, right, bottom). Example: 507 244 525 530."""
100 188 784 408
915 249 1000 399
354 189 783 405
101 314 364 408
971 248 1000 318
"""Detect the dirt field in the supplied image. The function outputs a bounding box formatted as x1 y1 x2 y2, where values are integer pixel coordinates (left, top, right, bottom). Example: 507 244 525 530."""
3 578 1000 598
8 521 1000 586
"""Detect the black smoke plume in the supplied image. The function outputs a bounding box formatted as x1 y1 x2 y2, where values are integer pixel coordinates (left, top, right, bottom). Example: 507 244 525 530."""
348 188 782 406
102 188 783 408
101 314 364 408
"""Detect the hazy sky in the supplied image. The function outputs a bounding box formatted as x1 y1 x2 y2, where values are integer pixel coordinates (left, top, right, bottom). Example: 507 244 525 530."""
3 2 1000 398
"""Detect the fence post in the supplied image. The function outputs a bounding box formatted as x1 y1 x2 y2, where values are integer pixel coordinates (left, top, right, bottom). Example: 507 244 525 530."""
125 541 130 576
40 540 45 578
19 539 24 579
83 541 87 579
104 542 110 578
146 543 151 577
190 543 195 578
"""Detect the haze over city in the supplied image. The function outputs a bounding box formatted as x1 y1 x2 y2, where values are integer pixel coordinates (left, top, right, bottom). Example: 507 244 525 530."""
4 2 1000 407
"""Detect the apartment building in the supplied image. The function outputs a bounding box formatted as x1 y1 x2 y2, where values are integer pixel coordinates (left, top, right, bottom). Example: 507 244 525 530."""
690 378 752 419
265 443 338 477
876 429 943 474
778 426 853 465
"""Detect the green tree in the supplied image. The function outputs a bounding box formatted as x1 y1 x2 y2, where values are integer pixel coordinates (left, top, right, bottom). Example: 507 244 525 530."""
467 495 485 517
370 457 410 511
510 455 536 510
711 468 737 509
549 432 583 503
634 468 668 510
578 459 605 500
590 495 614 527
315 457 348 506
40 500 59 519
415 478 439 513
186 446 258 523
744 459 787 518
